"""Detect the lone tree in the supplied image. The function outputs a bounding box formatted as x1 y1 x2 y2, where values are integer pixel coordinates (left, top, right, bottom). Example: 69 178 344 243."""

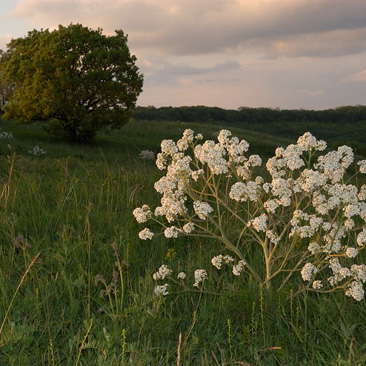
0 24 143 142
0 51 15 109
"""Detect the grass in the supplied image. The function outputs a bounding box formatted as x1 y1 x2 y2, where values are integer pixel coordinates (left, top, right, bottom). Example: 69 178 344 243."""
0 118 366 365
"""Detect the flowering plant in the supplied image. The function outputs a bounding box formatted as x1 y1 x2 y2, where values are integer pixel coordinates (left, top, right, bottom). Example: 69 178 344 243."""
28 146 46 156
134 129 366 300
0 130 14 140
139 149 155 160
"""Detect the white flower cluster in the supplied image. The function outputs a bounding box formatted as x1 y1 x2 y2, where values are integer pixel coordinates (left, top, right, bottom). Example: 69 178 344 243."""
232 260 247 276
358 160 366 174
28 146 46 156
177 272 186 280
211 255 247 276
193 201 214 220
138 228 154 240
139 150 155 160
164 226 179 238
297 132 327 151
211 255 234 269
133 205 152 223
154 284 169 296
324 258 366 301
301 263 318 281
247 213 268 232
134 130 366 300
153 264 173 280
0 131 13 140
193 269 208 287
182 222 195 234
151 264 209 296
229 181 261 202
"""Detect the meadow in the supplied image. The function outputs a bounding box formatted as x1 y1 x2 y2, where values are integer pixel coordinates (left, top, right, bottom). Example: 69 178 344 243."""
1 117 366 365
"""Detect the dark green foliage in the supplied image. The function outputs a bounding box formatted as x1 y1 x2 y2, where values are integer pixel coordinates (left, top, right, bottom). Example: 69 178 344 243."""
133 105 366 147
0 50 14 108
0 24 143 142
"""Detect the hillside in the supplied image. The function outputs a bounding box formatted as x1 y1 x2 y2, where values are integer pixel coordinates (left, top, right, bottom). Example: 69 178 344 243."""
1 116 366 365
133 105 366 153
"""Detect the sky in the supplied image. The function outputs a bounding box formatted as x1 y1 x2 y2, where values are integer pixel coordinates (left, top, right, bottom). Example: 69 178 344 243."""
0 0 366 110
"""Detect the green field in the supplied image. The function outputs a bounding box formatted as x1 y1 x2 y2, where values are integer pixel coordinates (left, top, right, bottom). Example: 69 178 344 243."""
1 118 366 365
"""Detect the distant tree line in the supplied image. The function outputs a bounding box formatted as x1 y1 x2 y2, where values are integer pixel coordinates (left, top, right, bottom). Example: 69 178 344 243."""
133 105 366 125
133 105 366 149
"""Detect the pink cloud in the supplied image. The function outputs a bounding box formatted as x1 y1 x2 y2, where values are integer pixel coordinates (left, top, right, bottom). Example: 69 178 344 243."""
343 69 366 83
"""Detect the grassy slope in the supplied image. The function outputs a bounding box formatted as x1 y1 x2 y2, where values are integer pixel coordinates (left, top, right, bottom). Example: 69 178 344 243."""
0 118 366 365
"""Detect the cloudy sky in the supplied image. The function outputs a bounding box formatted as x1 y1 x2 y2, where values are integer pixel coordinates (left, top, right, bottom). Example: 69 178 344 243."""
1 0 366 110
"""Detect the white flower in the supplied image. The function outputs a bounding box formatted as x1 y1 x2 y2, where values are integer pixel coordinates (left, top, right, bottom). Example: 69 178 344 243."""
248 214 268 232
223 255 235 263
133 205 152 223
345 281 364 301
161 139 178 156
357 160 366 174
345 247 358 258
297 132 326 152
138 228 154 240
193 201 214 220
358 185 366 201
248 154 262 167
191 169 203 181
156 153 167 170
193 269 208 287
182 222 195 234
308 242 321 255
177 272 186 280
264 199 279 213
351 264 366 283
297 169 326 193
152 264 173 280
229 181 261 202
212 254 235 270
232 260 246 276
28 146 46 156
301 263 318 282
154 284 169 296
338 145 354 169
177 138 189 151
344 219 355 230
357 229 366 246
312 280 323 290
0 131 13 140
139 150 155 160
283 144 305 171
329 258 342 275
265 230 280 245
211 255 223 269
217 129 232 145
164 226 179 238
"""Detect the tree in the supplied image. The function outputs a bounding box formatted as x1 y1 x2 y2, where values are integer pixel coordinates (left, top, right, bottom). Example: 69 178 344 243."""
0 24 143 142
0 51 15 109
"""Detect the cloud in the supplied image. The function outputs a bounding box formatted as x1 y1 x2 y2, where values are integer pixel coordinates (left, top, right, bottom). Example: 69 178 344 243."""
262 28 366 59
4 0 366 110
142 59 242 87
9 0 366 58
152 60 241 77
343 69 366 83
0 34 12 50
300 90 325 97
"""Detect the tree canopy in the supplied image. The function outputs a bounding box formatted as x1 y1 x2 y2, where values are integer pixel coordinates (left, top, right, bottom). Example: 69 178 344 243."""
0 24 143 142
